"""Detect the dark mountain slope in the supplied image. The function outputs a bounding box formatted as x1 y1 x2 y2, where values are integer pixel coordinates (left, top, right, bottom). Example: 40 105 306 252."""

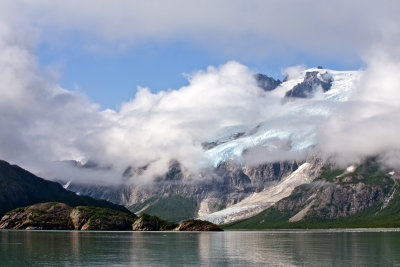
0 160 131 216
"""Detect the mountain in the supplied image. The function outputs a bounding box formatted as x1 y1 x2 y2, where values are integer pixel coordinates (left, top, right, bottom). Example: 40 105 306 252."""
285 70 332 98
64 160 302 222
255 73 281 91
0 160 130 217
225 160 400 229
198 157 324 224
57 67 369 225
5 67 392 229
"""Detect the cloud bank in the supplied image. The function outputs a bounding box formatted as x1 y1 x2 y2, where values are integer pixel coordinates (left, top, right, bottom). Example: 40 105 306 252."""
1 1 400 184
4 0 400 60
318 51 400 167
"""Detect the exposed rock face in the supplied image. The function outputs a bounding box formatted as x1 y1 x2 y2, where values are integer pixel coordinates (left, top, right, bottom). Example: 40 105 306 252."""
0 202 136 230
242 161 300 192
277 180 386 220
65 160 303 222
0 202 72 230
131 214 177 231
69 206 136 230
177 219 223 231
254 73 281 91
225 162 399 229
0 202 225 231
285 71 332 98
199 158 324 224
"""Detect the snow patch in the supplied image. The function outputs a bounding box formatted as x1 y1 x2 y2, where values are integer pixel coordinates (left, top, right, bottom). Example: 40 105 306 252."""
337 165 357 178
346 165 356 173
63 180 72 189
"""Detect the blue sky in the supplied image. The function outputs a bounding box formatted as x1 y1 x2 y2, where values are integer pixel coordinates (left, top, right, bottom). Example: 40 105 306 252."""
37 41 362 110
2 0 400 182
36 29 363 109
20 0 383 110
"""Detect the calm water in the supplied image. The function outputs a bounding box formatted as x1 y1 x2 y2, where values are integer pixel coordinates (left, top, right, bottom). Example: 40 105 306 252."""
1 230 400 266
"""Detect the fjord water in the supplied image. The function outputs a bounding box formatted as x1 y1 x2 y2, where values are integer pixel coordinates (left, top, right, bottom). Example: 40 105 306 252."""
1 230 400 266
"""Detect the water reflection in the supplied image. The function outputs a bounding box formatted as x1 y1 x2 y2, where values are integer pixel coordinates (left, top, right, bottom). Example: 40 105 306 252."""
0 230 400 266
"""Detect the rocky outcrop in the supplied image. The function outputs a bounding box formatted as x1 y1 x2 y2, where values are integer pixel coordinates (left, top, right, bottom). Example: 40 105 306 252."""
243 161 301 192
276 181 386 220
285 71 332 98
69 206 136 230
177 219 223 231
255 73 281 91
131 214 177 231
0 202 72 230
0 202 136 230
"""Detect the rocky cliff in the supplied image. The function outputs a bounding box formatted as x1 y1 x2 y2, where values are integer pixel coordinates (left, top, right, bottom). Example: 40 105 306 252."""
225 161 400 229
285 70 332 98
64 160 302 222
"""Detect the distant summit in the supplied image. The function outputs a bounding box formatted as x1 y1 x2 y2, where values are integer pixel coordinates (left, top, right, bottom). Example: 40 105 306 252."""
285 70 333 98
255 73 281 91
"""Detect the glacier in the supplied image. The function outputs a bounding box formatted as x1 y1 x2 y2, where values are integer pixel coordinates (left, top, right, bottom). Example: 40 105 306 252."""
204 68 361 167
199 68 361 224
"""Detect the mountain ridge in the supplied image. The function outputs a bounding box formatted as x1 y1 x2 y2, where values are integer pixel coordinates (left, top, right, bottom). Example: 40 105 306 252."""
224 160 400 229
0 159 130 217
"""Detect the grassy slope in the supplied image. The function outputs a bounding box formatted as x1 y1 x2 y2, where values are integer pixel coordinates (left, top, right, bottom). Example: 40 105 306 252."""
129 195 198 222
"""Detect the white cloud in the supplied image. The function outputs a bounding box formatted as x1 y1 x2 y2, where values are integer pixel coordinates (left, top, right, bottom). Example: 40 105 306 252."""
1 0 400 185
3 0 400 60
0 27 283 183
317 51 400 168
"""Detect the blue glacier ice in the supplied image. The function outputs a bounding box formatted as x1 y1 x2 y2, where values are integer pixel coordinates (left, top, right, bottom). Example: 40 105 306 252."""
204 68 361 167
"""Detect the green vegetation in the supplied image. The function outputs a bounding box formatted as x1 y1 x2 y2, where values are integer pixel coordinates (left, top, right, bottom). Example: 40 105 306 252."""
74 206 136 230
0 159 131 217
129 195 198 222
136 213 178 230
5 206 26 216
225 163 400 230
178 219 223 231
225 195 400 230
1 202 136 230
181 219 208 227
316 163 393 188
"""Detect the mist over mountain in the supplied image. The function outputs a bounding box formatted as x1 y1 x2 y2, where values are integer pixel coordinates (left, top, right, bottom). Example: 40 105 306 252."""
2 58 400 186
1 0 400 188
